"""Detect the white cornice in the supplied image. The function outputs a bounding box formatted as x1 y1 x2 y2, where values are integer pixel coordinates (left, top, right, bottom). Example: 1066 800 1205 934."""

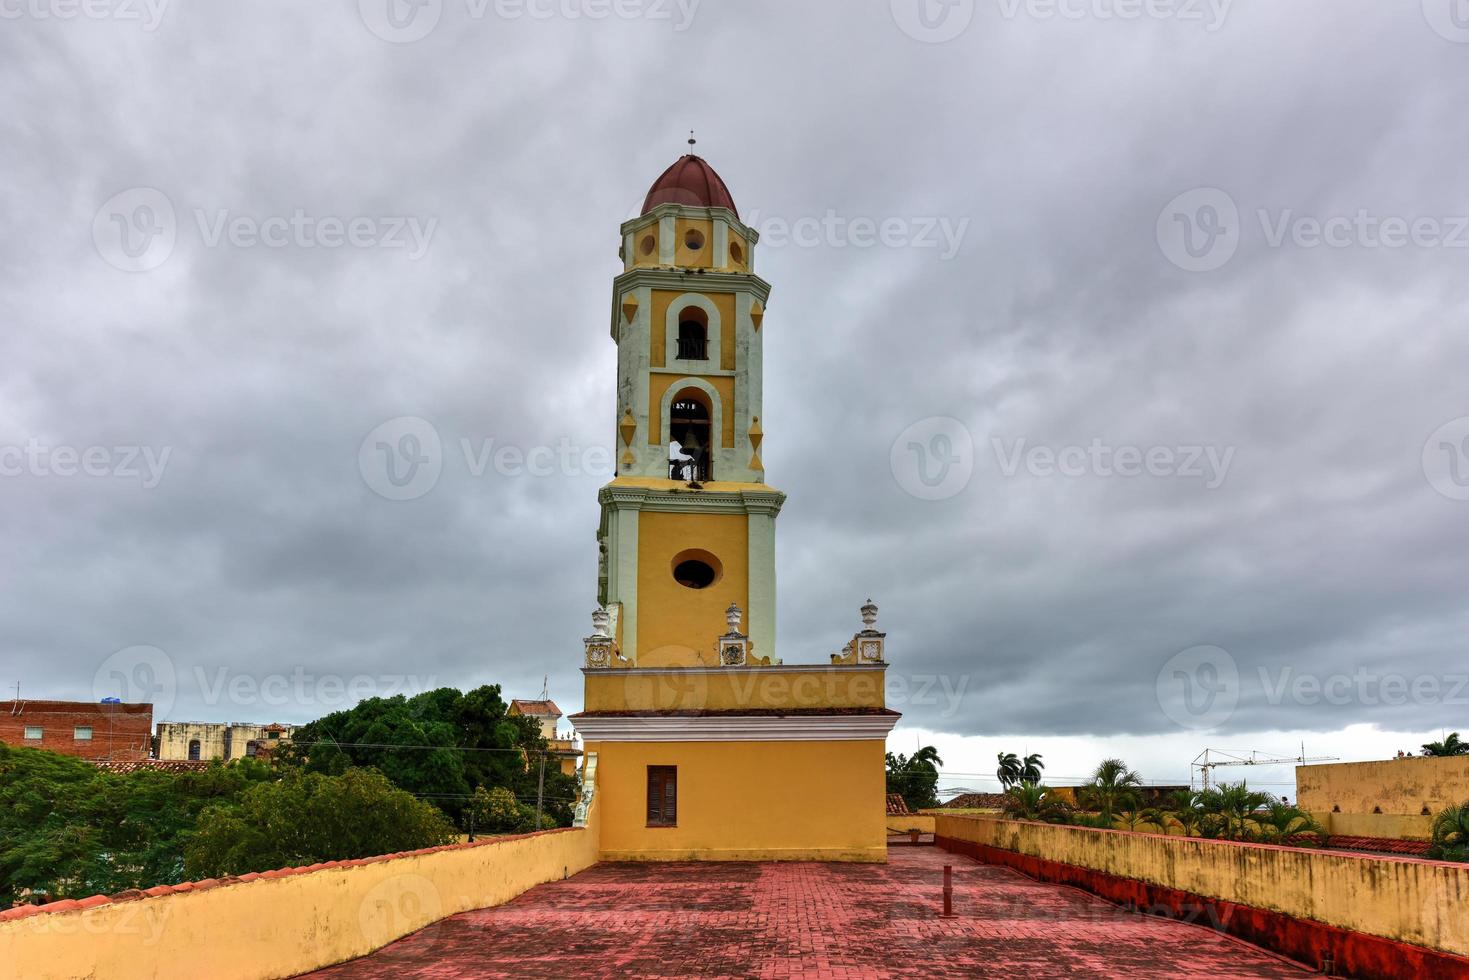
598 483 786 517
571 713 900 742
613 268 772 301
621 204 761 245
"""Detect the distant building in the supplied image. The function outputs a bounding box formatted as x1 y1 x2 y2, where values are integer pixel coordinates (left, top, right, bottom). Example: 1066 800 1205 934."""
1297 755 1469 842
939 793 1010 810
0 699 153 761
154 721 296 762
509 698 581 777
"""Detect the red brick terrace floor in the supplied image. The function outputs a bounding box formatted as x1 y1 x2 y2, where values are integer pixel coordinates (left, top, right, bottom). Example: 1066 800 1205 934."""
302 847 1308 979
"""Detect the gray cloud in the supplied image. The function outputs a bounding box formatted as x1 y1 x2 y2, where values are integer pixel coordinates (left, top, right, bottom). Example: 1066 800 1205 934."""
1 1 1465 751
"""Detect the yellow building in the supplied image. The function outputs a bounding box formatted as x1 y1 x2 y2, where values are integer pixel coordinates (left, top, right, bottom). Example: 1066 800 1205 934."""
508 696 581 777
569 150 899 862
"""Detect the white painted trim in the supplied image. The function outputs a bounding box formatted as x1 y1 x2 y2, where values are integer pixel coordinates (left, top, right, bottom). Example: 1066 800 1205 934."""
658 214 676 266
663 292 721 371
572 713 899 742
658 375 725 460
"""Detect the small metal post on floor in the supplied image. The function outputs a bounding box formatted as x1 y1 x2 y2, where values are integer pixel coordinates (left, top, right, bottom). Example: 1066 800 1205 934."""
940 864 957 918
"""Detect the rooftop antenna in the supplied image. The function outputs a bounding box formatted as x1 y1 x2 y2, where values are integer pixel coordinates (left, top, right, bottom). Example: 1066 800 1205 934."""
540 674 549 700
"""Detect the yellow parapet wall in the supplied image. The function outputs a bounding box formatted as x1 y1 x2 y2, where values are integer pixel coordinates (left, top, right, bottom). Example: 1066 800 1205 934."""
0 818 599 980
590 739 887 861
583 664 887 713
935 814 1469 960
885 814 935 834
1315 810 1435 840
1297 755 1469 820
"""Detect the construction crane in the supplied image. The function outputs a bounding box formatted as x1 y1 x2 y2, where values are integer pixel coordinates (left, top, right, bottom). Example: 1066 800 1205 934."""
1191 748 1337 792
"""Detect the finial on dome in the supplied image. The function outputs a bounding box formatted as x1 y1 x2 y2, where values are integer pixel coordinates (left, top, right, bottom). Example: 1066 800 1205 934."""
688 130 696 150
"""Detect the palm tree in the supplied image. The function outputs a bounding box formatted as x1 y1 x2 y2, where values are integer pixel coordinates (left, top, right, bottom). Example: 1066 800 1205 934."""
1002 784 1067 823
1198 782 1271 842
1164 790 1203 837
1118 805 1152 832
886 746 944 811
1255 801 1325 845
1020 753 1045 786
996 752 1022 790
1429 800 1469 862
1422 733 1468 757
1077 758 1144 824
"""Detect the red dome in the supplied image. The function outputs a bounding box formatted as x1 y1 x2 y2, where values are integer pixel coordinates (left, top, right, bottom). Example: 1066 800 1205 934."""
641 154 739 218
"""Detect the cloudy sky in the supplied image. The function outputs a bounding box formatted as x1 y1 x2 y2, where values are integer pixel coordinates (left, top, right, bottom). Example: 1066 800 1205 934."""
3 0 1467 795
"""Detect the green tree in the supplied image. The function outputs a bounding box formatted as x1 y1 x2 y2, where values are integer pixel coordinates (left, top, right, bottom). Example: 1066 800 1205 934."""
1077 758 1144 824
1255 800 1325 845
467 785 556 835
0 744 271 905
1001 784 1068 823
184 768 455 878
1197 781 1272 842
276 685 579 827
1163 789 1204 837
1422 733 1468 757
997 751 1045 789
996 752 1022 790
1428 800 1469 862
886 746 943 811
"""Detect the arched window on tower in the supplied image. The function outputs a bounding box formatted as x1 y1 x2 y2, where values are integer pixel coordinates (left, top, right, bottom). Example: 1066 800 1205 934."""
188 739 201 761
676 308 708 361
669 389 713 483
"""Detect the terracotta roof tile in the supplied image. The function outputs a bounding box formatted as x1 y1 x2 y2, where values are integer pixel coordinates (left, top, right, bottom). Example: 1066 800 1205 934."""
510 699 562 717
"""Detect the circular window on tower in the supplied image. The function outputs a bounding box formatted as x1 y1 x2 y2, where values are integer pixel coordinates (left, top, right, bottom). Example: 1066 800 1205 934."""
640 234 656 256
729 240 744 265
671 549 722 590
684 228 706 252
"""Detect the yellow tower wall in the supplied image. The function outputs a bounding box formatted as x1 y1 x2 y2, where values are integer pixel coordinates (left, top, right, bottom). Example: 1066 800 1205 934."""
648 288 737 371
635 511 748 664
588 739 887 862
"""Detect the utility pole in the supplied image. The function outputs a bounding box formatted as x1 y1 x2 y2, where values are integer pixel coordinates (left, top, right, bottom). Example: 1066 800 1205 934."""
535 750 547 830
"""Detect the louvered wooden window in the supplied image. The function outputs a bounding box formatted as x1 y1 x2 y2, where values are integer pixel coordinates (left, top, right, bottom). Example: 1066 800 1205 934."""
646 765 678 827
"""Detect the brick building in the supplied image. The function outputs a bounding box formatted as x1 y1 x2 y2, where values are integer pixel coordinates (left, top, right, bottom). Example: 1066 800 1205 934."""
0 700 153 761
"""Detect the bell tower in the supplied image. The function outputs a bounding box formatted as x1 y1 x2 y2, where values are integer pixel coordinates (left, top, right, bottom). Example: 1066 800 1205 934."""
595 149 784 668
